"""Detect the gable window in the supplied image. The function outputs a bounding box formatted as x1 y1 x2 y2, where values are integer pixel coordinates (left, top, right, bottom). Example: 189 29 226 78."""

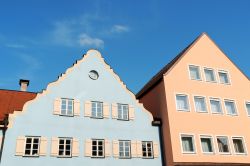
24 137 40 156
204 68 216 82
246 102 250 116
118 104 129 120
181 135 195 153
91 101 103 118
216 136 230 154
232 137 246 154
142 141 153 158
219 71 230 84
119 140 131 158
200 136 214 153
58 138 72 157
189 65 201 80
210 98 222 114
194 96 207 113
224 100 237 115
61 99 74 116
176 94 189 111
92 139 104 158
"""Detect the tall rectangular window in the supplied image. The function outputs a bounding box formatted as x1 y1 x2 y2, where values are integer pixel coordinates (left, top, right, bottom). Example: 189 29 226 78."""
92 139 104 157
118 104 129 120
216 136 230 153
194 96 207 113
189 65 201 80
176 94 189 111
210 98 222 114
91 101 103 118
200 136 214 153
142 141 153 158
204 68 216 82
58 138 72 157
224 100 237 115
246 102 250 116
24 137 40 156
219 71 230 84
232 137 246 154
181 135 195 153
119 140 131 158
61 99 74 116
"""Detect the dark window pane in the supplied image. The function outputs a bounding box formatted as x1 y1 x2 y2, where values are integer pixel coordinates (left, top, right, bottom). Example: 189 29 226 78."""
26 138 32 143
25 150 31 155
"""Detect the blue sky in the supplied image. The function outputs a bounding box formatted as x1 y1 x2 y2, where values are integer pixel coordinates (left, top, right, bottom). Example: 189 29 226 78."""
0 0 249 93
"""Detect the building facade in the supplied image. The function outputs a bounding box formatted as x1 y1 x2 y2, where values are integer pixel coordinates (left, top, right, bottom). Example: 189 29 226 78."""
137 33 250 166
1 50 162 166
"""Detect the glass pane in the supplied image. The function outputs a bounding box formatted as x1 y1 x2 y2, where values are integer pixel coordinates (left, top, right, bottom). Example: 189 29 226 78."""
246 103 250 115
201 138 213 152
25 150 31 155
26 143 31 149
182 136 194 152
225 101 236 115
176 95 188 110
219 72 229 84
189 66 200 80
26 138 32 143
205 69 215 82
194 97 207 112
210 100 222 113
233 139 245 153
217 137 229 153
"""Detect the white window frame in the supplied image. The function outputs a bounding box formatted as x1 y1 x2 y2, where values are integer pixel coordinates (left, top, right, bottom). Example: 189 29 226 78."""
218 70 231 85
199 135 215 154
58 137 72 158
204 68 217 83
193 95 208 113
216 135 231 155
231 136 247 155
188 65 202 81
117 103 129 121
119 140 131 159
142 141 154 159
180 133 196 154
209 97 223 114
24 136 40 157
224 99 238 116
91 101 103 119
175 93 190 112
91 139 105 158
60 98 74 116
245 101 250 117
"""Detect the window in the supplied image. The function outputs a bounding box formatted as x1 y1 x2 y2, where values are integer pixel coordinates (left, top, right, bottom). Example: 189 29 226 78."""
142 141 153 158
216 136 230 154
176 94 189 111
61 99 74 116
204 68 216 82
210 98 222 114
181 135 195 153
92 139 104 157
219 71 230 84
118 104 129 120
246 102 250 116
189 65 201 80
24 137 40 156
224 100 237 115
232 137 246 154
119 140 131 158
200 136 214 153
58 138 72 157
194 96 207 113
91 101 103 118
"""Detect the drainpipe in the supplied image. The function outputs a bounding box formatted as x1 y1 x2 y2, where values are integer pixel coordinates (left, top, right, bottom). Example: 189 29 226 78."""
152 118 166 166
0 115 8 164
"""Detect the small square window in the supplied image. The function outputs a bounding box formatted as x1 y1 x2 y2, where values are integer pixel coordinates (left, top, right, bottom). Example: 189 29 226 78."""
61 99 74 116
91 101 103 118
232 137 246 154
194 96 207 113
118 104 129 120
219 71 230 84
204 68 216 82
119 140 131 158
189 65 201 80
92 139 105 158
217 136 230 154
210 98 222 114
58 138 72 157
245 102 250 116
224 100 237 115
176 94 189 111
24 137 40 156
142 141 153 158
181 135 195 153
200 136 214 153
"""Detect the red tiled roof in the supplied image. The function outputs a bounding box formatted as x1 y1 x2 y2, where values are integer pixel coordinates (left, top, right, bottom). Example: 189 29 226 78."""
0 89 37 121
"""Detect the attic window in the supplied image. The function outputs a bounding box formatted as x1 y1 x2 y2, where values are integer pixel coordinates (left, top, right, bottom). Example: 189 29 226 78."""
89 70 99 80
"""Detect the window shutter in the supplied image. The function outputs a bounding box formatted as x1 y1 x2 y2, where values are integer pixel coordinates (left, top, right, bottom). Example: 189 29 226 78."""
15 136 25 156
105 139 111 157
53 98 61 115
112 103 118 119
136 141 142 157
84 101 92 117
131 140 137 158
112 140 119 158
129 105 135 120
153 141 159 158
85 139 92 157
103 103 110 119
39 137 47 156
74 99 81 116
72 138 79 157
50 137 59 157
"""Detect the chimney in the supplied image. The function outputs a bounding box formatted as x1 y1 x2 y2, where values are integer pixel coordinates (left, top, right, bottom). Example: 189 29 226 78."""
19 79 30 92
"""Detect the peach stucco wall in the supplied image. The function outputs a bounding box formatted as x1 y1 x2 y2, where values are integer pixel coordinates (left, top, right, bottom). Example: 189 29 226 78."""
164 34 250 164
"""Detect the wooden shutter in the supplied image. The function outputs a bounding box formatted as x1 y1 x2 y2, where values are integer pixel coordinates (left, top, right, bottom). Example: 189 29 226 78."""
112 140 119 158
53 98 61 115
131 140 137 158
72 138 79 157
153 141 159 158
84 101 92 117
15 136 25 156
103 103 110 119
129 105 135 120
39 137 47 156
105 139 111 157
112 103 118 119
85 139 92 157
136 141 142 157
50 137 59 157
74 99 81 116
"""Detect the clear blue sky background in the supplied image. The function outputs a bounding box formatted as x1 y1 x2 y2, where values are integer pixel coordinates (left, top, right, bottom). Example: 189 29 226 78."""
0 0 249 93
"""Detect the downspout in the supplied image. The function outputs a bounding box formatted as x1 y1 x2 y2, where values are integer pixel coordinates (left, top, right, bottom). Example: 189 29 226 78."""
152 118 166 166
0 115 8 164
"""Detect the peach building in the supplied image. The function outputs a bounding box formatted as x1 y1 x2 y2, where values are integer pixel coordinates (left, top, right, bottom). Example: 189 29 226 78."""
137 33 250 166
